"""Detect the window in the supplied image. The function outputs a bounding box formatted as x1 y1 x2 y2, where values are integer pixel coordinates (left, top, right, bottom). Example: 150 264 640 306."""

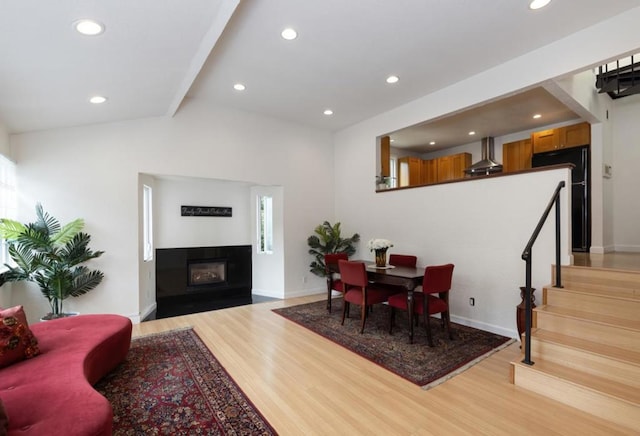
0 155 17 268
143 184 153 261
389 157 397 188
257 195 273 253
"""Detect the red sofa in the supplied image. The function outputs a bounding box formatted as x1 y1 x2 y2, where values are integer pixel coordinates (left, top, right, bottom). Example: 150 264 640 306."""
0 314 132 435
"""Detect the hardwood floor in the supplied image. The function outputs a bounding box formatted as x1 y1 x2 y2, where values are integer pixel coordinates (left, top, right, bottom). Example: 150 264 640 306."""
133 292 635 435
573 251 640 271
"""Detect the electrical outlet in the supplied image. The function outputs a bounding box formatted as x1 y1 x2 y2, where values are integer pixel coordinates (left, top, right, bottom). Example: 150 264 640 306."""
469 297 475 306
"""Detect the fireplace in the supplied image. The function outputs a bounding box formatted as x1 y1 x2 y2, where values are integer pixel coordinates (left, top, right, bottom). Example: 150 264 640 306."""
155 245 252 319
188 259 227 286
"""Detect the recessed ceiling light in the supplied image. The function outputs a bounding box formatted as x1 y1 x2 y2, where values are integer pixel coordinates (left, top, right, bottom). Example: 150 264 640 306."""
89 96 107 104
386 75 399 84
533 114 542 119
529 0 551 10
74 19 105 36
390 139 395 143
323 109 333 116
469 131 476 136
429 141 436 145
233 83 246 91
281 28 297 40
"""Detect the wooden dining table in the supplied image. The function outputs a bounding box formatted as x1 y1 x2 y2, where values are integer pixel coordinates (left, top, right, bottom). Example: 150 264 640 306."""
361 261 424 342
329 260 424 342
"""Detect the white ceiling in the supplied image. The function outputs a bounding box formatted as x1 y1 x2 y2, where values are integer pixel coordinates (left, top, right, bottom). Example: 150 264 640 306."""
1 0 639 139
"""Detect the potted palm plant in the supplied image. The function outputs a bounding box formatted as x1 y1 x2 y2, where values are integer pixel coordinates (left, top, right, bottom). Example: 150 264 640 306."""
307 221 360 277
0 204 104 320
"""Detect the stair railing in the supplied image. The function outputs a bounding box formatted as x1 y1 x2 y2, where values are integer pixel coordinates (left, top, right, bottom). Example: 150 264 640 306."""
521 180 566 365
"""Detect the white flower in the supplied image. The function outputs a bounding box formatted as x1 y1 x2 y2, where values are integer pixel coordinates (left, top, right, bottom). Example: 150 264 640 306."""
367 238 393 251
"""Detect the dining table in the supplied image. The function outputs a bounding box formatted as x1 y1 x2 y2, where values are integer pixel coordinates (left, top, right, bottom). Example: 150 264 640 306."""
351 260 425 343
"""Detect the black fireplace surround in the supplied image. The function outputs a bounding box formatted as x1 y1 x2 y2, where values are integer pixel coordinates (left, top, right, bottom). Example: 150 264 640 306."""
155 245 252 318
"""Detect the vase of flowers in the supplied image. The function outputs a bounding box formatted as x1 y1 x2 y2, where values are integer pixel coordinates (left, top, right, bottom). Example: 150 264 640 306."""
367 238 393 267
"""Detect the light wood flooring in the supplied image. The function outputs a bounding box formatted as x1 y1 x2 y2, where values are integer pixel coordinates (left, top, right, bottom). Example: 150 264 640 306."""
134 258 638 436
572 251 640 271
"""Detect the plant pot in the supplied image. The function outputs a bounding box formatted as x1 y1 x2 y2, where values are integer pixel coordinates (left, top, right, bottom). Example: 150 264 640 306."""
40 311 80 322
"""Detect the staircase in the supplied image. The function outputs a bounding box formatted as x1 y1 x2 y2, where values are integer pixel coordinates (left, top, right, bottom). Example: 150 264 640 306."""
511 264 640 431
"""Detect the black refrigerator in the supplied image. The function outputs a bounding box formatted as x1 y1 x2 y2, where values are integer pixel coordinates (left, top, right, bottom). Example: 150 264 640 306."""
532 145 590 252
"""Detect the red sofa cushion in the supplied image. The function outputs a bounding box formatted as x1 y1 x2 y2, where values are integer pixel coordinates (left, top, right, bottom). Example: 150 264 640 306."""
0 306 40 369
0 314 132 436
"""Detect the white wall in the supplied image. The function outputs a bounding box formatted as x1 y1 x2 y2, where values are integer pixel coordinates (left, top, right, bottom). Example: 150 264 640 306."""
154 176 252 249
10 99 333 322
612 94 640 252
0 121 9 157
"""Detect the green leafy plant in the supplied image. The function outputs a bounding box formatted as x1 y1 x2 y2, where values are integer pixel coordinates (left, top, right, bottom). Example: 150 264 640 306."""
307 221 360 277
0 204 104 319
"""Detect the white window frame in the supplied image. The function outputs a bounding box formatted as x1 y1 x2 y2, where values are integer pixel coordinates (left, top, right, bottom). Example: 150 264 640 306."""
143 184 153 261
257 195 273 254
0 155 17 269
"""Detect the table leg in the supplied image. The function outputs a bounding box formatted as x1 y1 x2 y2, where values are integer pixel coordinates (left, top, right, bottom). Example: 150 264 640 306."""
407 289 414 343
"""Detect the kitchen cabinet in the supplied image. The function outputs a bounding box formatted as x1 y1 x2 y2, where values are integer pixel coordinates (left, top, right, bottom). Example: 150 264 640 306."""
502 138 532 172
561 122 591 149
380 136 391 177
421 158 438 184
437 152 471 182
532 122 590 154
398 157 422 186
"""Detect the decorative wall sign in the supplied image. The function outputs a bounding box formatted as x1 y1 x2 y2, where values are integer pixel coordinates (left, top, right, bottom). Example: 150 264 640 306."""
181 205 232 217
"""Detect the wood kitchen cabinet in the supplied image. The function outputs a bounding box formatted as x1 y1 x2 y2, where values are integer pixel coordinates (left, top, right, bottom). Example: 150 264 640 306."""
421 158 438 184
398 157 422 186
561 122 591 149
532 122 590 154
380 136 391 177
503 138 532 172
437 152 471 182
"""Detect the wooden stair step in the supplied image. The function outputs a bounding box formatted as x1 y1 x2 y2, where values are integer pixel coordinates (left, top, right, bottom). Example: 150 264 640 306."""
536 305 640 330
512 359 640 430
534 305 640 352
543 286 640 321
553 265 640 296
531 329 640 387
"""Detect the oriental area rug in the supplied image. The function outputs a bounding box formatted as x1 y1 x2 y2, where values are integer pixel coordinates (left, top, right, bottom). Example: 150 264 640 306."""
273 299 514 389
95 328 276 435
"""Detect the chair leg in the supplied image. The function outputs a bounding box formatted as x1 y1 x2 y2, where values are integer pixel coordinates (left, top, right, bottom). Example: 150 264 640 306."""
360 304 367 334
389 307 395 334
444 311 453 340
425 313 434 347
341 301 347 325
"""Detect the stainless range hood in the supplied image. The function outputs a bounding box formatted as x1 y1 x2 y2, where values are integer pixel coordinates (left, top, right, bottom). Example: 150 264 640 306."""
464 137 503 176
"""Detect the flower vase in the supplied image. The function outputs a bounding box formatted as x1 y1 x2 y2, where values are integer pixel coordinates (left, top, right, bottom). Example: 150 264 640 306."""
375 248 388 267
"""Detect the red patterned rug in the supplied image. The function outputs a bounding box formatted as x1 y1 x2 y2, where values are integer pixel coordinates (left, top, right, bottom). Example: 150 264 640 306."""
95 328 276 435
273 300 514 388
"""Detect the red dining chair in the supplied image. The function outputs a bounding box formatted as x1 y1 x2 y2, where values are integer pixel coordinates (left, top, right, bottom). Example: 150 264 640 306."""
382 254 419 310
388 254 417 268
388 263 455 346
325 253 348 313
339 260 395 333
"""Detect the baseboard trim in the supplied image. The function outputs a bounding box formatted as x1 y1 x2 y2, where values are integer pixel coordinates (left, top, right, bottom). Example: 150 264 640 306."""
450 314 517 339
283 287 325 299
614 244 640 253
130 302 157 324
